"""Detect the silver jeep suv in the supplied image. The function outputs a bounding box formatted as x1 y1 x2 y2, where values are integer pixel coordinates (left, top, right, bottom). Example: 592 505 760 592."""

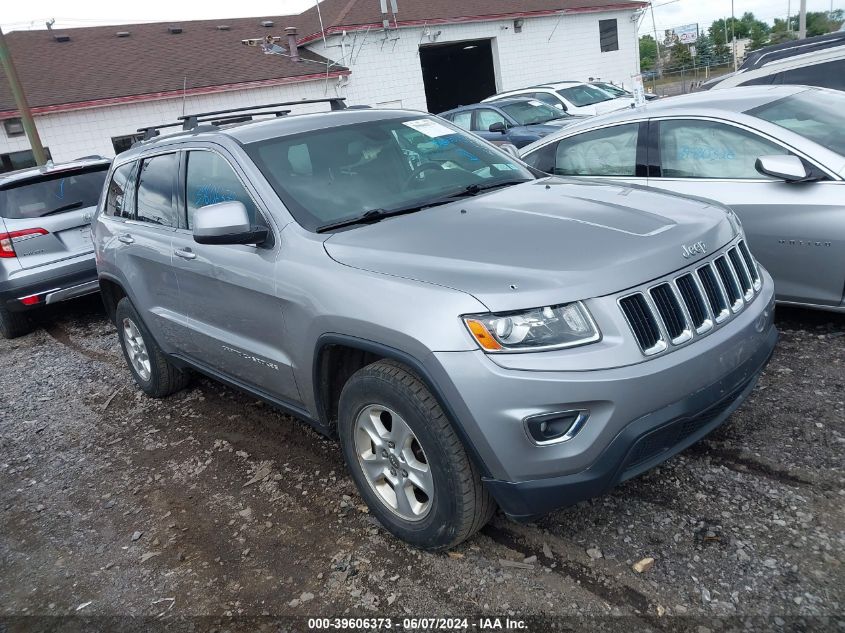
93 100 777 550
1 157 110 338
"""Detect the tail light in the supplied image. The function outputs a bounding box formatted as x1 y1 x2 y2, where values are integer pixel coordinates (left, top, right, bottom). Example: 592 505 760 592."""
0 228 49 258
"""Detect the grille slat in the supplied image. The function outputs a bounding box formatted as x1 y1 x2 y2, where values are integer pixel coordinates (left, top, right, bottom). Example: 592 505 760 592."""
621 240 763 356
738 240 760 285
649 284 687 340
715 256 742 307
676 274 708 330
619 294 662 353
728 247 753 297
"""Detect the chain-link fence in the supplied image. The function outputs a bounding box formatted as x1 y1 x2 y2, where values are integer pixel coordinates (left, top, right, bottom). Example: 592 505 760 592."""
642 62 737 97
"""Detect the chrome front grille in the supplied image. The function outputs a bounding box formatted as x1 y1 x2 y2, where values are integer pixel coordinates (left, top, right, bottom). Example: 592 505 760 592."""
619 239 762 356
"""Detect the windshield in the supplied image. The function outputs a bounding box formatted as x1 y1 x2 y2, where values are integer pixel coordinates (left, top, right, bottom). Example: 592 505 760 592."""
500 101 565 125
557 85 614 107
594 83 629 97
747 89 845 157
0 166 108 219
246 116 534 231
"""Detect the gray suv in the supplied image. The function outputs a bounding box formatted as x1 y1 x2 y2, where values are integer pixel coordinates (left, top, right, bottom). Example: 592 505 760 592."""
1 157 110 338
93 100 777 550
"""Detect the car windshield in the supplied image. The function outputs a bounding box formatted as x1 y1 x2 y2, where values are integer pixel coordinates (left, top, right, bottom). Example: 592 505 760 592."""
0 166 108 219
594 83 629 97
245 116 534 231
500 101 566 125
747 89 845 157
557 85 614 107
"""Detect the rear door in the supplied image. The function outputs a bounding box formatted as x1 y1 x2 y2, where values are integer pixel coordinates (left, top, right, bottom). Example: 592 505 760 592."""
0 165 108 269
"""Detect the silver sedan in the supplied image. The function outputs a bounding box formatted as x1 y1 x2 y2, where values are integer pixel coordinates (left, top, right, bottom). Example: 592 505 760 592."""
520 85 845 313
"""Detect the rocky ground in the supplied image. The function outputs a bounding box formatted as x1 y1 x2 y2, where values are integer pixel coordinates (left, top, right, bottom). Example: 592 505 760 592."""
0 296 842 632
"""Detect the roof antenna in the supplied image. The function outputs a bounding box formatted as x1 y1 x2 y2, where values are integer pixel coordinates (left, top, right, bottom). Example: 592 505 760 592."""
379 0 399 30
45 18 55 31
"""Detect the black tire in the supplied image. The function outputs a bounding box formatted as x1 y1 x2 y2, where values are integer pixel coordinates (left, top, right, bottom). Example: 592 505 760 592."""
0 305 32 339
338 359 495 550
115 297 189 398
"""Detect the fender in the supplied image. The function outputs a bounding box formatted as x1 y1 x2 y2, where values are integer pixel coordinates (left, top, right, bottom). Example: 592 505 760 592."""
313 333 493 479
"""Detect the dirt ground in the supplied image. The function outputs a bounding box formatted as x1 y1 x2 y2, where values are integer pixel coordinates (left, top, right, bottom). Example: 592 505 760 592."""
0 296 843 632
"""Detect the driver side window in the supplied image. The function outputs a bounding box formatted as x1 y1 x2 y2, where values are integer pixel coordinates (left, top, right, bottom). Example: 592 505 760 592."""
185 151 259 229
474 109 507 131
551 123 639 176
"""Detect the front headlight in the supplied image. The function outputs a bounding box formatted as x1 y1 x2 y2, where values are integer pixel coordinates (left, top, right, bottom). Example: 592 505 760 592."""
463 301 600 353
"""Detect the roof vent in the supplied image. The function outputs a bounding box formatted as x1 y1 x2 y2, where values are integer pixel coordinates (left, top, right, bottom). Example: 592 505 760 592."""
261 20 274 27
53 33 71 42
116 31 130 37
216 25 231 31
168 26 183 34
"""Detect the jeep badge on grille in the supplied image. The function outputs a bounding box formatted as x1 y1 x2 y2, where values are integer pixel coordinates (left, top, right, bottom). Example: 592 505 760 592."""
682 241 706 259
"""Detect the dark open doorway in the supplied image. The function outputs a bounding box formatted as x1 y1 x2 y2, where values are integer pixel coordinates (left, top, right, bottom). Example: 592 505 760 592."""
419 39 497 113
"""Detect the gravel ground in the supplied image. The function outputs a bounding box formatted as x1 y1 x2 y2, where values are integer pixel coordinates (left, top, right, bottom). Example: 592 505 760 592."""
0 296 842 632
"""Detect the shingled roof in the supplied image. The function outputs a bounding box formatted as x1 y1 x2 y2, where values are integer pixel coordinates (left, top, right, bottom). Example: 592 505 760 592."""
0 0 644 116
0 18 347 116
294 0 647 43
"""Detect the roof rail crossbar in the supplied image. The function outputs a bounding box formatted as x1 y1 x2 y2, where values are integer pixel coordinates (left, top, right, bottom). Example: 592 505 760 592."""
137 121 185 140
180 97 346 129
198 110 292 126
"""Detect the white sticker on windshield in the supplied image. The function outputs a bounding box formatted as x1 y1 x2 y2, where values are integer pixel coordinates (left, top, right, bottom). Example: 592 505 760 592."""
493 164 519 171
528 100 544 106
403 118 454 138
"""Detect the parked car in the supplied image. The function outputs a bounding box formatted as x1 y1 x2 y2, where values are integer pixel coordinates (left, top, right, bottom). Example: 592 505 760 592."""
0 157 111 338
439 98 586 148
701 31 845 91
483 81 634 116
590 81 658 101
520 85 845 313
94 99 776 550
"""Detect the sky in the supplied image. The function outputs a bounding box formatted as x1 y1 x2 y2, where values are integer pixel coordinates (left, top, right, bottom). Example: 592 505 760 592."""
0 0 842 33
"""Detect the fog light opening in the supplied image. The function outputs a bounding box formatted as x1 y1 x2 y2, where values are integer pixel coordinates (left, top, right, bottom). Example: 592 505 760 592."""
525 410 589 445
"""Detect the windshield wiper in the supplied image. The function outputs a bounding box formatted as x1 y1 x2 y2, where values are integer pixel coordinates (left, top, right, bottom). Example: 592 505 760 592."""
40 201 85 216
462 179 530 195
316 197 458 233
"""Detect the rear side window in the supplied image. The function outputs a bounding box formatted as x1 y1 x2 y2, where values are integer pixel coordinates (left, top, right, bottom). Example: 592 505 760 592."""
450 111 472 131
0 166 108 219
136 153 178 227
105 162 138 219
185 151 259 229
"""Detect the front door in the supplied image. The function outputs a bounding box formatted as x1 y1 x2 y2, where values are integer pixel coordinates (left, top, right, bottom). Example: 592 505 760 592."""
646 118 845 307
170 148 301 404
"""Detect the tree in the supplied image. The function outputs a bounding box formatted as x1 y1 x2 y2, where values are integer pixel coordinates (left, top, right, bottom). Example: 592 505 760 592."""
695 34 714 66
748 21 770 51
669 42 692 69
639 34 658 70
708 19 732 59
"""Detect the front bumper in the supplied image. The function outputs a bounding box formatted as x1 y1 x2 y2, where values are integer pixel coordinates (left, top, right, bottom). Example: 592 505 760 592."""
427 269 777 518
0 254 98 312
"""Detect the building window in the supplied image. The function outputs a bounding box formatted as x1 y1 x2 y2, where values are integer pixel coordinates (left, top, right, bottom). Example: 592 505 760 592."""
0 148 52 174
3 118 25 138
599 19 619 52
111 133 144 154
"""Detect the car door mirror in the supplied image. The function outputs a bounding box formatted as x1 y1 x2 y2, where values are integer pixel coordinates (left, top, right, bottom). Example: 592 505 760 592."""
755 155 807 182
192 201 268 245
488 122 507 134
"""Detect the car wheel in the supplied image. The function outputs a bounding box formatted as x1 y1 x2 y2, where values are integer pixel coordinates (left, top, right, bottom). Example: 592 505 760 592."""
338 359 495 550
115 297 189 398
0 304 32 339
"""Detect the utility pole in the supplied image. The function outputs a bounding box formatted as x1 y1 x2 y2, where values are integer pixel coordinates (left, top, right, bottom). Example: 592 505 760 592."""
731 0 738 71
798 0 807 39
650 3 662 75
0 26 47 165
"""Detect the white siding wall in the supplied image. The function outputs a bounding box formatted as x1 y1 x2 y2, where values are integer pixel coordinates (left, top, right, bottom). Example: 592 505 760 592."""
0 9 639 162
308 9 640 110
0 78 342 163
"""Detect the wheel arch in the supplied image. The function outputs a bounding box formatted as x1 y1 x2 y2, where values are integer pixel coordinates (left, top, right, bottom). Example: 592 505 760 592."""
98 274 128 325
312 334 493 479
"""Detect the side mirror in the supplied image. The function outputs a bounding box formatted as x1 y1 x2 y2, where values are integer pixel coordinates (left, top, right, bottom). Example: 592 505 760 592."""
192 201 268 246
755 155 808 182
488 122 507 134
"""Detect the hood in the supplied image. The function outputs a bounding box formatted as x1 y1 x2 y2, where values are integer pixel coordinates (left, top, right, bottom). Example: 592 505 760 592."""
323 178 736 312
512 120 573 137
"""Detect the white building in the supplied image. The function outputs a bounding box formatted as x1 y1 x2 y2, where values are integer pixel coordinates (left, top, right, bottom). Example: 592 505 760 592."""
0 0 645 170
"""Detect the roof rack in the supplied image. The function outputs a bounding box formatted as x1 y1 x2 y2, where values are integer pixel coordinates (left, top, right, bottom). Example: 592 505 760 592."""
136 97 347 141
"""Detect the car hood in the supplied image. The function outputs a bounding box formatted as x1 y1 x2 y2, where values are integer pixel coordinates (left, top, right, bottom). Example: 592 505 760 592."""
323 178 737 312
595 99 635 114
513 120 578 136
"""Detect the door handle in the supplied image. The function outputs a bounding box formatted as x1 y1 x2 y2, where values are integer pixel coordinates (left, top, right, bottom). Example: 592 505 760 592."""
117 233 135 244
174 248 197 260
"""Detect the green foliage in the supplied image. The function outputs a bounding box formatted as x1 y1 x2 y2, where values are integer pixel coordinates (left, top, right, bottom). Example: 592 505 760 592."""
639 34 658 70
669 41 692 68
694 34 714 65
